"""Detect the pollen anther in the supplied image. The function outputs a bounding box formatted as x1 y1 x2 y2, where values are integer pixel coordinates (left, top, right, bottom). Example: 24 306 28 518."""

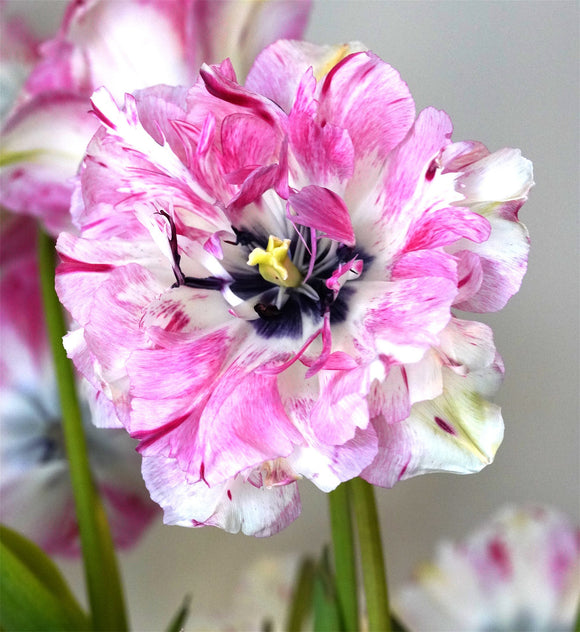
247 235 303 288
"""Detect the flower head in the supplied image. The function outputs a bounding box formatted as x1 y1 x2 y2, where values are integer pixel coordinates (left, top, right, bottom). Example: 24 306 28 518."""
56 41 532 535
393 505 580 631
0 216 157 555
0 0 312 235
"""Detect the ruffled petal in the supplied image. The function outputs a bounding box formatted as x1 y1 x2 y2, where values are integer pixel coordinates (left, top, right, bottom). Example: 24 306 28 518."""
363 318 504 487
246 40 368 114
447 147 533 311
142 455 301 536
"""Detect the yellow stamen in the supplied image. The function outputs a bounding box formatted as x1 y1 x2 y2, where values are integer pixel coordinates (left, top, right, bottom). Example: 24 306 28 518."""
247 235 302 288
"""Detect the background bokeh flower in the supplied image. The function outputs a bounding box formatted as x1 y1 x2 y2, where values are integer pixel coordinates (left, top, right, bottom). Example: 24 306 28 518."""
393 505 580 632
0 0 312 235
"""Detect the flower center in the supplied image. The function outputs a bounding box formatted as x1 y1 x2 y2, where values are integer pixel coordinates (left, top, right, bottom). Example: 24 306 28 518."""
247 235 303 288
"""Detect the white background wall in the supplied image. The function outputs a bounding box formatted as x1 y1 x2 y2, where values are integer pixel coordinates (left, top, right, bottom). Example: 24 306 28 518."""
4 1 579 629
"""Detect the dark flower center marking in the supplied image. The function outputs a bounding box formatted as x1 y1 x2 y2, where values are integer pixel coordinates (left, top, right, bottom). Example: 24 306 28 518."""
161 212 372 340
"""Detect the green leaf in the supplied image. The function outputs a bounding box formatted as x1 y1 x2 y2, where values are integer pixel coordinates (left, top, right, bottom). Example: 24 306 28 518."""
0 524 89 631
285 556 316 632
165 594 191 632
313 548 343 632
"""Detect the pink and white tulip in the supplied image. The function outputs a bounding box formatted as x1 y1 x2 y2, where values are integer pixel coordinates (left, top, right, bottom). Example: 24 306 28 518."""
0 216 157 555
0 0 312 235
56 41 533 535
394 505 580 631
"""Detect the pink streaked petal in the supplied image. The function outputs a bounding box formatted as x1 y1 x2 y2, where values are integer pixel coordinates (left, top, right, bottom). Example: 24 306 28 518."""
310 366 374 445
318 50 415 163
326 258 363 296
451 216 530 312
363 363 504 488
56 233 170 327
227 164 281 219
454 251 484 306
199 62 280 128
221 112 282 176
142 455 301 536
441 140 490 173
0 93 100 235
390 249 457 285
288 186 355 246
246 40 368 115
403 203 490 252
81 263 167 393
288 68 355 188
374 107 457 231
287 425 378 492
195 367 303 485
356 276 456 364
439 319 499 377
368 363 411 424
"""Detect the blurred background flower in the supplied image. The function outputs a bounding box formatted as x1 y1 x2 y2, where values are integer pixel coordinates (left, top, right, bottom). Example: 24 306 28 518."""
0 0 312 235
0 214 158 555
393 505 580 631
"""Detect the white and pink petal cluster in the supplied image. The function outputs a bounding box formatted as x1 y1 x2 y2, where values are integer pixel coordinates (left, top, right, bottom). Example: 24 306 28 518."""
0 0 312 235
394 505 580 631
0 216 157 555
56 41 533 536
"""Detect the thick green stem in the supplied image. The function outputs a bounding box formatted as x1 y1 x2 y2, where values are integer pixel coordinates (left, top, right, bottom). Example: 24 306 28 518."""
349 478 391 632
328 483 359 631
37 227 128 631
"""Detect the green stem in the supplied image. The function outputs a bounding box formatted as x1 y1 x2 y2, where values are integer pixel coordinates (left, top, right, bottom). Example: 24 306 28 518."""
37 227 128 631
349 478 391 632
574 597 580 632
328 483 359 630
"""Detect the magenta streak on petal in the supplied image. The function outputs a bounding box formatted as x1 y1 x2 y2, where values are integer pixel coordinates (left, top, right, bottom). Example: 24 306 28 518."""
58 253 114 275
257 323 324 376
134 413 190 450
90 98 117 131
458 269 473 289
320 52 363 98
305 312 332 378
434 416 456 435
227 489 232 501
200 66 274 124
398 457 411 481
425 158 438 181
401 366 409 390
301 350 358 371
